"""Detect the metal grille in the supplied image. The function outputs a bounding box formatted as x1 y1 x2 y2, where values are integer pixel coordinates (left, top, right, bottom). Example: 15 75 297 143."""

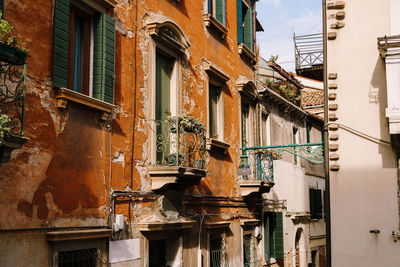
0 62 26 136
210 234 228 267
58 248 99 267
147 116 206 169
243 234 260 267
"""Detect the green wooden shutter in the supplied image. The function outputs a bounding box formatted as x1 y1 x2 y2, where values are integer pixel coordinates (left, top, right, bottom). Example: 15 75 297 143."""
309 189 315 218
208 0 212 13
53 0 70 88
315 190 322 219
244 5 253 50
216 0 226 26
264 213 271 261
237 0 243 44
209 85 219 139
93 13 115 104
271 212 284 259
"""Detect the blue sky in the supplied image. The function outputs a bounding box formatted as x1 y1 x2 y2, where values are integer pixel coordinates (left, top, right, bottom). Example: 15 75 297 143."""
256 0 322 71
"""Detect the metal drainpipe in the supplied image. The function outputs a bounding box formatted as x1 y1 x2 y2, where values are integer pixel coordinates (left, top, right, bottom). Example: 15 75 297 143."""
322 0 332 266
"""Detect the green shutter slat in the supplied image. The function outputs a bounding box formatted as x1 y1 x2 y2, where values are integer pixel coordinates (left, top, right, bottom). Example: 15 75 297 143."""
316 190 322 219
216 0 226 26
237 0 243 44
244 6 253 50
93 13 115 104
272 212 284 259
264 212 271 261
53 0 70 88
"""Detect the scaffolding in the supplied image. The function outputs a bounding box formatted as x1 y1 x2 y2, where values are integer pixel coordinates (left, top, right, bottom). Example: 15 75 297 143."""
293 33 323 81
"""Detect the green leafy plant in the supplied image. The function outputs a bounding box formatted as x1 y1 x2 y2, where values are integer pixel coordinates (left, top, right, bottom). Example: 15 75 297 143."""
269 55 279 63
265 79 302 105
0 11 26 51
0 112 11 143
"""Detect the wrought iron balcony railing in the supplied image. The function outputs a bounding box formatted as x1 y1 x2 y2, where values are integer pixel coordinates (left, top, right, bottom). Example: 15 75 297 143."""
239 142 324 181
0 57 27 136
149 115 206 169
239 149 274 182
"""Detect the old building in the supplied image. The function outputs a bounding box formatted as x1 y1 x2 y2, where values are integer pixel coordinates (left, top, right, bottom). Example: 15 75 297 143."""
0 0 329 266
250 59 326 267
326 0 400 266
0 0 266 266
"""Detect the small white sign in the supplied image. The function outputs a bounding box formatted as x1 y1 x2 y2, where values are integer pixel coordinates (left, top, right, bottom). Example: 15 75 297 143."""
109 238 140 263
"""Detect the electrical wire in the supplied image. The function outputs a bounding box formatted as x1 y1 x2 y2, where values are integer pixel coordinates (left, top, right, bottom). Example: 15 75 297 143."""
323 122 391 145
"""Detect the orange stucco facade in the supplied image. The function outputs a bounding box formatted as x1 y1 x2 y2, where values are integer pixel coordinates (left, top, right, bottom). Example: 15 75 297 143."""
0 0 261 266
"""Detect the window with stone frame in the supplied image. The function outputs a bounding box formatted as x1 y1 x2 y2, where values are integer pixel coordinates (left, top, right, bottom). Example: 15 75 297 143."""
237 0 253 51
207 0 227 26
208 229 228 267
53 0 115 104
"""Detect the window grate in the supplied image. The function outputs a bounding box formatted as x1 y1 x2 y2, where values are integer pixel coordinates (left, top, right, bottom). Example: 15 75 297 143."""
58 248 99 267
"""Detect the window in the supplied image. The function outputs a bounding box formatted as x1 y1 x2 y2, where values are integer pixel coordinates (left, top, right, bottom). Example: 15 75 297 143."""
205 62 229 147
237 0 253 51
209 83 222 140
58 248 99 266
261 113 270 146
209 230 228 267
309 188 323 219
149 238 182 267
292 127 299 165
306 121 311 143
241 102 250 148
155 51 177 164
207 0 226 26
53 0 115 104
243 229 258 267
263 212 283 261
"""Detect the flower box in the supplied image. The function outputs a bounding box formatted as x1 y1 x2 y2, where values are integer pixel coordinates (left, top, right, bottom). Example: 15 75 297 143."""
0 42 27 65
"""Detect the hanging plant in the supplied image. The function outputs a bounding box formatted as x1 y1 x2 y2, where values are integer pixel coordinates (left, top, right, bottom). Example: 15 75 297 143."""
0 11 27 65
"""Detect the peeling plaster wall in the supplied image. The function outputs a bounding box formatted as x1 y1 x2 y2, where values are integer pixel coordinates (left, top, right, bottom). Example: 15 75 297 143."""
1 0 260 265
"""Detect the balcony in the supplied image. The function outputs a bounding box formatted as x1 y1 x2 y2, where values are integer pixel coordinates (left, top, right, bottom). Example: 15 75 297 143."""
147 115 207 190
0 44 28 163
238 149 275 197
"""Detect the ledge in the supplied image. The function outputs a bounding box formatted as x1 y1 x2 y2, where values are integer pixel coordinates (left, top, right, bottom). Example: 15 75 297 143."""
148 166 206 190
56 88 114 120
46 228 111 241
206 138 230 150
139 221 195 231
240 219 260 226
238 43 256 65
0 134 29 163
205 221 230 229
238 179 274 197
203 14 228 39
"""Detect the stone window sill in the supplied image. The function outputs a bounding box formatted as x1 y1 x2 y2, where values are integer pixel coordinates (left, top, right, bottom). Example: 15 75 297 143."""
46 228 111 241
206 138 230 151
56 88 114 120
203 14 228 39
238 43 256 65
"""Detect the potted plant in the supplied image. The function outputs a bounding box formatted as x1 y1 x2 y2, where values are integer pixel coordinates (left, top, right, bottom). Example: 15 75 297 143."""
0 11 27 65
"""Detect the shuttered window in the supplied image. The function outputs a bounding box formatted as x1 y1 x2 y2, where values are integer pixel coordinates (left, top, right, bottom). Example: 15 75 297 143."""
52 0 115 104
209 84 220 139
237 0 253 51
208 0 226 26
309 189 323 219
264 212 284 261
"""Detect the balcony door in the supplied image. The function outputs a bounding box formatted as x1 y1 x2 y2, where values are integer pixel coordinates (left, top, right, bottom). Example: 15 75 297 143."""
155 51 176 164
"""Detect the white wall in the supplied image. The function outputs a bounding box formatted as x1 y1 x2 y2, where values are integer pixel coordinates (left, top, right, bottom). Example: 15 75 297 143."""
327 0 400 266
